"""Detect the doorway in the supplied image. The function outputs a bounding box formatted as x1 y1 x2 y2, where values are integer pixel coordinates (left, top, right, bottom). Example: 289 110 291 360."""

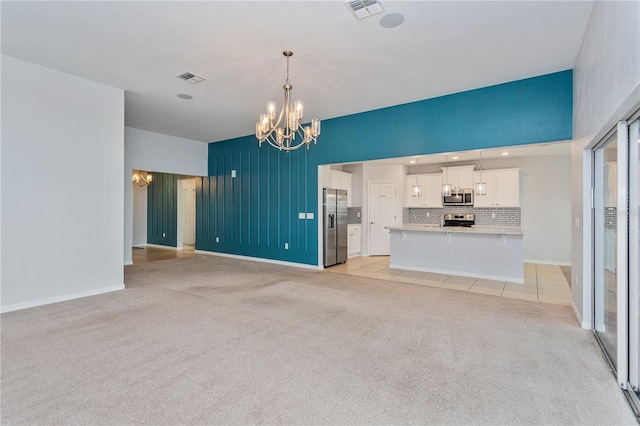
177 178 196 250
368 182 396 256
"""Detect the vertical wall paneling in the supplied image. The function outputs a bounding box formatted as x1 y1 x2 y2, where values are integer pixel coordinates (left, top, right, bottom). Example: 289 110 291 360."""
147 172 178 247
202 71 573 266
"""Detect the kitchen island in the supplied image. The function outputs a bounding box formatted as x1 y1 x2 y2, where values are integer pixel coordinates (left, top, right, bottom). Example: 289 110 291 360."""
386 225 525 283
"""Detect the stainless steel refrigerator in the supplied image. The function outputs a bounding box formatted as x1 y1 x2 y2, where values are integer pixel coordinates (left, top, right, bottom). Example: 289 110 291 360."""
323 188 348 267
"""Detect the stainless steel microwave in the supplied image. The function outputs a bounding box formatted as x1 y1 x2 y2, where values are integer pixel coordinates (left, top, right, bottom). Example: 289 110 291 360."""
442 188 474 206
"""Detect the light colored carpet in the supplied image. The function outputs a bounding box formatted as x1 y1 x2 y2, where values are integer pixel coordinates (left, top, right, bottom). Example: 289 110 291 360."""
1 254 635 425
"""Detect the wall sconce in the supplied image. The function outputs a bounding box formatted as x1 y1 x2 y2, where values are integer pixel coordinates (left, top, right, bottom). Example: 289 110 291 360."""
132 170 152 186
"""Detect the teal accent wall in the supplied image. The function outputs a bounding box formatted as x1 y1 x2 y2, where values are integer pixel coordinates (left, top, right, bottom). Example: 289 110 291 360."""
147 172 178 247
199 70 573 265
197 145 315 263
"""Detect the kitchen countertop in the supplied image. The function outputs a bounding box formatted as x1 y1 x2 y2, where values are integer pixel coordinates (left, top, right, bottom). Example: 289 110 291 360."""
386 224 524 236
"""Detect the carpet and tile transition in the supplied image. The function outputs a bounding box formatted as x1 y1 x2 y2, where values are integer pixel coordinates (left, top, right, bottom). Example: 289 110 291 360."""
1 255 635 424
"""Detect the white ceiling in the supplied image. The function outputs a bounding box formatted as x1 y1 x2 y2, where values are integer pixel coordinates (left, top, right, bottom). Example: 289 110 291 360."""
1 1 593 143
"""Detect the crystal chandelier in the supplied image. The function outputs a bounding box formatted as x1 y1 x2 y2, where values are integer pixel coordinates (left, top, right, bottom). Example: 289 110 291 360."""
255 51 321 151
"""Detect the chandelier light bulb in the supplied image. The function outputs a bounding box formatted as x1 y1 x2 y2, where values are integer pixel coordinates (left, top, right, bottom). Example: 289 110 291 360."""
267 102 277 120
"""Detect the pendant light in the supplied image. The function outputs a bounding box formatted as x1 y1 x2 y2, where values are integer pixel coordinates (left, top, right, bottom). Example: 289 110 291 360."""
475 151 486 196
412 157 422 197
442 154 452 196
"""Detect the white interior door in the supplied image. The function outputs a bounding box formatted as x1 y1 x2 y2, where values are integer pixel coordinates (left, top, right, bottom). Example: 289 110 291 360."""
368 182 396 256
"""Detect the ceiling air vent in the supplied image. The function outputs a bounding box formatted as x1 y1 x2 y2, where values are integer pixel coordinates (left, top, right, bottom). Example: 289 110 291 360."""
345 0 383 20
177 72 205 84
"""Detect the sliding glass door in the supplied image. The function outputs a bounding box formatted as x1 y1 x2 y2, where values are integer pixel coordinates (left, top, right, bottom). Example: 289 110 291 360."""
593 116 639 395
593 129 620 367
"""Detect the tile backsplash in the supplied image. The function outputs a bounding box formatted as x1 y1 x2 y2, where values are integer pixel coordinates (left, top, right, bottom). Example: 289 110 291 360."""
403 207 521 227
347 207 362 224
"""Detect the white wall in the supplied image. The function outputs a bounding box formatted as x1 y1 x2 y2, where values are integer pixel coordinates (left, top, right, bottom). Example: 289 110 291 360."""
361 163 405 255
572 0 640 326
132 184 147 247
1 55 125 312
124 127 207 264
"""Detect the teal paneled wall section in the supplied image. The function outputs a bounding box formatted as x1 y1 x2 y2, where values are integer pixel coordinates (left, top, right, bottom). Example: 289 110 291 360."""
201 70 573 265
197 145 315 264
147 172 178 247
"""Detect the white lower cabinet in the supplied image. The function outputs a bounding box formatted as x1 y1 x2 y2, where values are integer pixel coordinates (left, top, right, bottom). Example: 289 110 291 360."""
347 224 361 256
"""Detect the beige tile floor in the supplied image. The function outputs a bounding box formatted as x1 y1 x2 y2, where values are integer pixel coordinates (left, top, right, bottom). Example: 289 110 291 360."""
328 256 571 306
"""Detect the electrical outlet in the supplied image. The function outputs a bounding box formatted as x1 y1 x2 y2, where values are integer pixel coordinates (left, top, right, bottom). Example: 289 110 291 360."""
76 263 84 272
162 232 166 237
284 243 289 249
216 237 220 243
491 212 496 219
299 212 306 219
426 212 430 218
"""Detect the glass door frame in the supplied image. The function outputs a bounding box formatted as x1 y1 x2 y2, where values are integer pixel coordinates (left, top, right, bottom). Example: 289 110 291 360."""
592 121 630 390
628 117 639 394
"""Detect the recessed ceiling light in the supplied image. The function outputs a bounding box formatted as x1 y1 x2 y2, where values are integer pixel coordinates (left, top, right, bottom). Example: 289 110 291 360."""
502 152 510 156
177 93 193 100
380 13 404 28
452 156 459 160
409 160 416 164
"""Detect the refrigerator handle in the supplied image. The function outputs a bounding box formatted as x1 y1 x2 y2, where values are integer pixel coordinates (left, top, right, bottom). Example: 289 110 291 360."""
328 214 335 229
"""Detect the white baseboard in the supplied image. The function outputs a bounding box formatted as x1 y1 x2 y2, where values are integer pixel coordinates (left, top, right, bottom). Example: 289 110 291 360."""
146 243 177 249
570 299 590 329
389 263 524 284
0 284 126 314
524 259 572 267
195 250 322 270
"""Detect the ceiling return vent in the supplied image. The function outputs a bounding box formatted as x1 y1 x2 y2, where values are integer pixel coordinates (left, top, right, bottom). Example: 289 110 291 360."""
177 72 205 84
345 0 384 20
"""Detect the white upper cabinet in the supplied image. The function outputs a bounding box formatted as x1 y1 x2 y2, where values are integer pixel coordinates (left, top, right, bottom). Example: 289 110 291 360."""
473 168 520 207
330 170 353 207
423 173 444 207
441 165 475 190
321 165 332 189
406 173 442 208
